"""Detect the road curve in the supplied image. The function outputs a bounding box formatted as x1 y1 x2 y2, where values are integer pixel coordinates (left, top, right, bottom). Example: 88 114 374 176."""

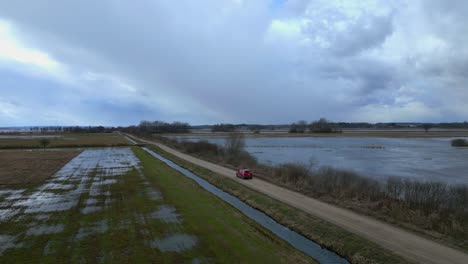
127 134 468 264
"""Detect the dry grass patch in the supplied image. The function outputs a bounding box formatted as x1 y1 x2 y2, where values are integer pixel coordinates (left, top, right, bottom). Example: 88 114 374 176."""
0 133 130 149
0 150 81 185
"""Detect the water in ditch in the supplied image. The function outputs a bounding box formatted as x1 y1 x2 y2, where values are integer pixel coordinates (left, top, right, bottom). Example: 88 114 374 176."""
142 147 348 264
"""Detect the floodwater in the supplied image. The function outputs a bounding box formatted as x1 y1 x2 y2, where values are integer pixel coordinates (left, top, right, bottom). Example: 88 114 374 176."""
151 205 181 223
172 136 468 184
149 233 198 252
143 147 349 264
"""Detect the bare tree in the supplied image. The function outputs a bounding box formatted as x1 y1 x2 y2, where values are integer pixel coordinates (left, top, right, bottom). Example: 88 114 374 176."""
289 120 307 133
309 118 340 133
38 138 51 149
224 132 245 157
422 123 432 133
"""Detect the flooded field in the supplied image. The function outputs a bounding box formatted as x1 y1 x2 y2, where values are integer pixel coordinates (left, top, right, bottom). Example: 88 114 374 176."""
172 136 468 184
0 147 203 262
0 147 316 263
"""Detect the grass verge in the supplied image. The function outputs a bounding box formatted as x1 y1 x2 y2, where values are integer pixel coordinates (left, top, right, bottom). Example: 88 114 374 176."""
133 147 316 263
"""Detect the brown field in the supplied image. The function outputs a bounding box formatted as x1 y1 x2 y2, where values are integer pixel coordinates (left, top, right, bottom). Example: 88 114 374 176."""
0 133 130 149
0 150 81 185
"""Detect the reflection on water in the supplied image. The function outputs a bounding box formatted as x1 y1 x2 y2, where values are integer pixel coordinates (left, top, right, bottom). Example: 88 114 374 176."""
171 136 468 184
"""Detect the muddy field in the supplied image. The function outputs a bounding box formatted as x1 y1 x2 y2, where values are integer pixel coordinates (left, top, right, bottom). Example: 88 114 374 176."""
0 133 130 149
0 150 81 185
0 147 313 263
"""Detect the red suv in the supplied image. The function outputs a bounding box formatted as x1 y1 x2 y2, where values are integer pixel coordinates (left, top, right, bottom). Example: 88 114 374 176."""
236 169 253 179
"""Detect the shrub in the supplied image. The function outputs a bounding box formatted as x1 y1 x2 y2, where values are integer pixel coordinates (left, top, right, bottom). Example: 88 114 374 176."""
182 140 219 155
38 138 51 149
451 139 468 147
224 133 245 158
309 118 341 133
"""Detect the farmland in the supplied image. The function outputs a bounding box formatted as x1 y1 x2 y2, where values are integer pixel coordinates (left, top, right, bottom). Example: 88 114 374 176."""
0 133 130 149
0 147 314 263
0 150 81 186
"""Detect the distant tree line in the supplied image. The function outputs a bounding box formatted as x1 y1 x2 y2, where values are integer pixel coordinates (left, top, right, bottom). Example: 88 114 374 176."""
211 123 282 133
28 126 113 133
288 120 468 133
211 123 236 132
63 126 113 133
337 122 468 129
289 118 342 133
30 126 64 132
135 120 190 134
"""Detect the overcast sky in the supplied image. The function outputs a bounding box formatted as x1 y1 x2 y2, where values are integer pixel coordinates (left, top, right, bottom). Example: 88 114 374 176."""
0 0 467 126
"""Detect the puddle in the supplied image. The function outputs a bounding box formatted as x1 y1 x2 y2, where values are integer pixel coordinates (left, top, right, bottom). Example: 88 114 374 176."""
143 147 349 264
104 198 113 206
0 235 23 254
42 183 75 191
150 205 181 223
26 224 65 236
191 258 210 264
34 214 51 221
93 179 117 186
147 189 163 201
85 198 99 205
75 220 109 240
0 208 20 222
3 191 25 201
149 233 198 252
23 198 78 213
43 241 55 255
81 205 102 215
142 181 151 186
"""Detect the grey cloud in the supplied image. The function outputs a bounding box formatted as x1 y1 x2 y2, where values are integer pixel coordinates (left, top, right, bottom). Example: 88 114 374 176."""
329 15 394 56
0 0 467 124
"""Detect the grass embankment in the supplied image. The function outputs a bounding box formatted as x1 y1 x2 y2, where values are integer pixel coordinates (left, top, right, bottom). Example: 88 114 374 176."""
149 135 468 251
0 133 130 149
133 147 315 264
144 144 410 264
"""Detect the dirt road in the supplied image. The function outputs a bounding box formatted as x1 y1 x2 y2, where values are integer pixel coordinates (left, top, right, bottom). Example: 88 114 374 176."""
127 134 468 264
